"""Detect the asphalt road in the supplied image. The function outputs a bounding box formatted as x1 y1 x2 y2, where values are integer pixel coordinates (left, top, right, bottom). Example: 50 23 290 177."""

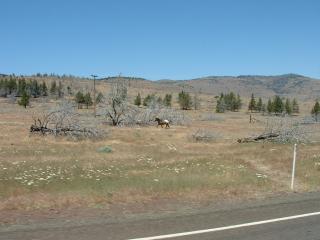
1 192 320 240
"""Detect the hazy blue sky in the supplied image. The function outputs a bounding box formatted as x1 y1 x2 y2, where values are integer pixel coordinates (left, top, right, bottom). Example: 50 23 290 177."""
1 0 319 79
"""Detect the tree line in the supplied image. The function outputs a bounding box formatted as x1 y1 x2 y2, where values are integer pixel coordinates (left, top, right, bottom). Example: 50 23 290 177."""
248 94 299 115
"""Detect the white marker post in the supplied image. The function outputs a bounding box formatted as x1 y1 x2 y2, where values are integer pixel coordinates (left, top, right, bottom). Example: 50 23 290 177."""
291 143 297 191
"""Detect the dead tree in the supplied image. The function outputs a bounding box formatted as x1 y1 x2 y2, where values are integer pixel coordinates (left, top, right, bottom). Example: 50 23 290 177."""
104 77 128 126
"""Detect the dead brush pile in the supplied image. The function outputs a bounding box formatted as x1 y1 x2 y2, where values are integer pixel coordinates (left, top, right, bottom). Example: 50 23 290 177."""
30 102 104 140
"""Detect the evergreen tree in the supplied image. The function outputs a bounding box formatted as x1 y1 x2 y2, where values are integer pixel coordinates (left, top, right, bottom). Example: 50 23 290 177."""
178 91 192 110
17 79 27 97
216 94 226 113
256 97 263 112
41 81 48 96
50 81 57 95
292 98 299 114
285 98 292 115
134 93 142 106
267 99 274 114
83 92 93 108
234 94 242 111
311 100 320 122
30 80 41 98
7 78 17 95
143 94 155 106
273 95 284 114
75 91 85 109
163 94 172 107
248 93 256 112
18 91 30 108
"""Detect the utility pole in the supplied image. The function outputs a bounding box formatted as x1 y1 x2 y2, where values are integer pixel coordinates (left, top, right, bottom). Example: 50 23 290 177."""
91 74 98 117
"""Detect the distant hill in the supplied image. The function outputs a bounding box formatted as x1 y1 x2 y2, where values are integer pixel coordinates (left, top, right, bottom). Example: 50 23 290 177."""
151 74 320 101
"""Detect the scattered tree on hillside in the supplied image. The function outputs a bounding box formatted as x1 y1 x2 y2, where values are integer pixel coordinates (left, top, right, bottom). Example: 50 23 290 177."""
83 92 93 109
75 91 85 109
163 94 172 107
216 92 241 113
18 91 30 108
285 98 292 115
41 81 48 96
248 93 256 112
50 81 57 96
178 91 192 110
143 94 156 107
256 97 263 112
273 95 284 114
311 100 320 122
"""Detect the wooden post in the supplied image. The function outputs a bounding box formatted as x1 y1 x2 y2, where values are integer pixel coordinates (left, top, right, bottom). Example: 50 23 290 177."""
291 144 297 191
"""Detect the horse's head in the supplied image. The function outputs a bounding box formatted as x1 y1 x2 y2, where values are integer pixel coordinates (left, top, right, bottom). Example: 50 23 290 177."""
154 117 160 122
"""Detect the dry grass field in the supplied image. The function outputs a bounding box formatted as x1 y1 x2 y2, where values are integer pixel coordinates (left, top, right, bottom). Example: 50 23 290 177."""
1 91 320 223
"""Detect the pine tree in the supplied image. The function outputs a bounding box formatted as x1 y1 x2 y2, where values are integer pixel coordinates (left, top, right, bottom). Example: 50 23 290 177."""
143 94 155 106
83 92 93 109
216 94 226 113
311 100 320 122
50 81 57 95
248 93 256 112
178 91 192 110
41 81 48 96
256 97 263 112
18 91 30 108
17 79 27 97
134 93 142 106
285 98 292 115
273 96 284 114
163 94 172 107
75 91 84 109
267 99 274 114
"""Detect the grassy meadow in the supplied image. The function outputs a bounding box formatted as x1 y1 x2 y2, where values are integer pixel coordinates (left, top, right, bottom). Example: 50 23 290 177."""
1 96 320 214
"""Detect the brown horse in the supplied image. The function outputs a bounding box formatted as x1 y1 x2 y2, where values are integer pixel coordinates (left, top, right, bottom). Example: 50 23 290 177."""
155 117 170 128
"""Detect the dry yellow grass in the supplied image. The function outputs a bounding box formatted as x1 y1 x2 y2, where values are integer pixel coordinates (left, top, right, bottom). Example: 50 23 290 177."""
1 98 320 213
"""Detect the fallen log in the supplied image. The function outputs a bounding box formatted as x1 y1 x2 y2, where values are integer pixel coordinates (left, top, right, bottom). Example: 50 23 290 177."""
237 133 279 143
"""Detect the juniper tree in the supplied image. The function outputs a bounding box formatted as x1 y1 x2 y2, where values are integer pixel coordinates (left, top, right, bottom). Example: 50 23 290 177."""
18 91 30 108
248 93 256 113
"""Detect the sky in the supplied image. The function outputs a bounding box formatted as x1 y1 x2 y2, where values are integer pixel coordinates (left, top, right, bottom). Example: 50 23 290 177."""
1 0 320 80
